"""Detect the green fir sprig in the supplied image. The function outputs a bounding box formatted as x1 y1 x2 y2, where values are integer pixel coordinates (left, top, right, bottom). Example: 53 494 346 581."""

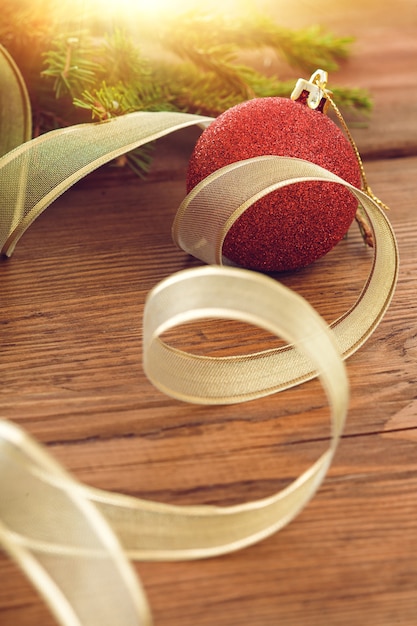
0 0 372 176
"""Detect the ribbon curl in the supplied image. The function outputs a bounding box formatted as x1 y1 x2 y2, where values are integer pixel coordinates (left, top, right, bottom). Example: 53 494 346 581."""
0 109 398 626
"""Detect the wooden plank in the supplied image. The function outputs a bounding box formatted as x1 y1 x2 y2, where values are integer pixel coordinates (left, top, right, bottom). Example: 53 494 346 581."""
259 0 417 159
0 151 415 625
1 2 417 624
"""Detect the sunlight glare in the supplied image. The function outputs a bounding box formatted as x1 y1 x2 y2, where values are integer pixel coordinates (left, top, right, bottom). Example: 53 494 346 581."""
86 0 244 19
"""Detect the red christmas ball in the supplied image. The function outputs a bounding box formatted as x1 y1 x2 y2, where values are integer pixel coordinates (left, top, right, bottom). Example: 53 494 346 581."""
186 97 361 272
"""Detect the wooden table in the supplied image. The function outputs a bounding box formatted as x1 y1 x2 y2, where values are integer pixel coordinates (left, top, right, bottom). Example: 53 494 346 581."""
1 2 416 624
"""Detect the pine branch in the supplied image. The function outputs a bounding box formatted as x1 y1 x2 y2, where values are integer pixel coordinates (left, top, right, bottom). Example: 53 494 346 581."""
235 21 353 71
0 1 373 178
101 29 151 86
165 44 256 100
330 86 372 112
158 63 251 116
42 33 102 99
73 80 170 119
123 143 155 179
160 11 353 73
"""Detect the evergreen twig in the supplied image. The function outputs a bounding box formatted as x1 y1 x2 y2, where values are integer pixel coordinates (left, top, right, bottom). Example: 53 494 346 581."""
0 0 372 176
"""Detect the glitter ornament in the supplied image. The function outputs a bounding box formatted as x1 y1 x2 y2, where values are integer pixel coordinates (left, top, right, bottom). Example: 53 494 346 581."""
186 72 362 272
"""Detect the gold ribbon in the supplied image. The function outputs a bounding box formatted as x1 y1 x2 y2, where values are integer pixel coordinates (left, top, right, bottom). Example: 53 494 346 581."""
0 108 398 625
172 154 398 364
0 43 32 157
0 111 212 257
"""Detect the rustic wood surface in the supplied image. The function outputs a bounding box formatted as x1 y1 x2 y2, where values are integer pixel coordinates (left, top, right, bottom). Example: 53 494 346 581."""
1 2 417 624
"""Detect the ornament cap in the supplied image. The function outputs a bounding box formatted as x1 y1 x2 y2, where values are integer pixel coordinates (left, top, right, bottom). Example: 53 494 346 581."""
291 69 331 113
292 69 390 243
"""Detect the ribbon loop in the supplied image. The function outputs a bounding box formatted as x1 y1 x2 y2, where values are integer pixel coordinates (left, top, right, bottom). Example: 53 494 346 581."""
0 420 152 626
0 109 398 626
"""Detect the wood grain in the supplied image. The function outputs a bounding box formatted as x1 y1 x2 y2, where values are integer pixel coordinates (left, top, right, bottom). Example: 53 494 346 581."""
1 2 417 625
